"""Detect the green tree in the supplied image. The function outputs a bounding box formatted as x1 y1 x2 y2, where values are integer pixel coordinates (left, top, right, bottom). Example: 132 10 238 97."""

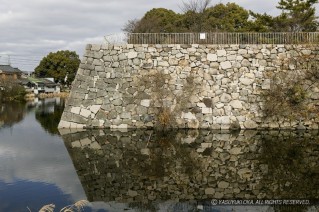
276 0 318 31
132 8 180 33
249 12 276 32
34 50 80 85
35 100 64 135
202 3 251 32
124 2 253 33
178 0 212 32
123 0 319 33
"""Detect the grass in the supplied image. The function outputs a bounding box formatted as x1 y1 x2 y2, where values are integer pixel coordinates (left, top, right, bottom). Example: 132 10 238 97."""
28 200 90 212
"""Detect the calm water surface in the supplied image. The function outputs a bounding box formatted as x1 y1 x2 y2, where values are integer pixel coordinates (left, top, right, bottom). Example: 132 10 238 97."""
0 99 318 212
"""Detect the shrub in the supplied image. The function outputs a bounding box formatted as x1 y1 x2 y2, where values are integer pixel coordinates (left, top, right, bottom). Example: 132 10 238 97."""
138 69 197 129
262 46 319 120
0 80 26 102
157 108 172 128
262 76 311 120
286 84 307 106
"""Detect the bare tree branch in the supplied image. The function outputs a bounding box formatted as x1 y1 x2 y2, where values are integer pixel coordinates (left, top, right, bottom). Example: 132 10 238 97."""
179 0 212 31
179 0 212 13
122 19 140 33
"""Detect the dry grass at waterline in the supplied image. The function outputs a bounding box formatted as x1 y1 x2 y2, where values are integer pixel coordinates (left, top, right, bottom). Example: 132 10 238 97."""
27 200 90 212
157 108 173 128
38 92 69 99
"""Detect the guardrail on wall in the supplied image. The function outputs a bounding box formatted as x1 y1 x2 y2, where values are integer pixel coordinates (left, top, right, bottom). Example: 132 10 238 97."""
104 32 319 45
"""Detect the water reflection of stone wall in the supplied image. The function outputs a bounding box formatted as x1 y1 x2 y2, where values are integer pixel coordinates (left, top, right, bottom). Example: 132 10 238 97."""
60 130 319 204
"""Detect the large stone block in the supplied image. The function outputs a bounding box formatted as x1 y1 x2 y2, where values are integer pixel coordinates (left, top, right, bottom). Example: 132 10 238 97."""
229 100 242 109
215 116 230 124
202 108 212 114
120 112 132 119
58 120 71 128
128 52 138 59
89 105 101 114
220 61 232 69
91 44 101 51
71 107 81 114
238 49 247 55
182 112 196 120
220 93 232 103
240 78 254 86
93 51 103 59
158 61 169 67
217 49 226 56
80 108 91 118
207 54 217 61
118 53 127 61
140 99 151 107
111 124 128 129
95 66 104 72
218 181 229 189
241 59 251 67
205 188 215 195
261 79 271 90
243 120 258 129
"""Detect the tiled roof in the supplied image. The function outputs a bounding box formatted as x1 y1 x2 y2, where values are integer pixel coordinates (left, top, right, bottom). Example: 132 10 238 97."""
0 65 22 73
27 77 57 85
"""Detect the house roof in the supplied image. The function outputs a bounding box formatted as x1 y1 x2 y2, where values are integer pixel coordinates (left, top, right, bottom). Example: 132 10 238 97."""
0 65 23 74
27 77 57 86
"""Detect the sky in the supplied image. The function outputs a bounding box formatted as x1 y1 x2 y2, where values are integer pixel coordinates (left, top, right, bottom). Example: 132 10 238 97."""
0 0 299 72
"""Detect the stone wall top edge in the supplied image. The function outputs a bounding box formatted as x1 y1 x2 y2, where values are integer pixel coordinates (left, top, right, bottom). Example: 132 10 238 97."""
85 43 319 51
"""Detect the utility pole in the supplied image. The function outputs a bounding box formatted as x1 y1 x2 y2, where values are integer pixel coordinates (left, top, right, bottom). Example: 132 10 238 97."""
8 55 11 66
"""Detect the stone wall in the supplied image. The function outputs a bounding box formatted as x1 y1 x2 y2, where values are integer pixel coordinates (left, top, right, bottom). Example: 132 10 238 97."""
59 44 319 129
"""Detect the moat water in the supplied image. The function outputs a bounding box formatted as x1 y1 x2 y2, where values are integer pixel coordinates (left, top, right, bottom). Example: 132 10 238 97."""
0 98 318 211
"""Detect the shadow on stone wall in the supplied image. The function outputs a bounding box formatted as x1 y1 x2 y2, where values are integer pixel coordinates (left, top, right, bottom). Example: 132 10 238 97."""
60 129 319 211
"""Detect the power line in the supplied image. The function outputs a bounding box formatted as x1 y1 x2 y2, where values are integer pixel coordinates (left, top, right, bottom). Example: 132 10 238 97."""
0 54 41 67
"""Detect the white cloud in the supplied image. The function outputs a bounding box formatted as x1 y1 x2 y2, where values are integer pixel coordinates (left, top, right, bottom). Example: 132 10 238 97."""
0 10 14 24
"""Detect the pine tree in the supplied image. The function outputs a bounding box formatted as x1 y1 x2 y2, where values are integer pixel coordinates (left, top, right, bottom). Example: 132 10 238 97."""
277 0 318 31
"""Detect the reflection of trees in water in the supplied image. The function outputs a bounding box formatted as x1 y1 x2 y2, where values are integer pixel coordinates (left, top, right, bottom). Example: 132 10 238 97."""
259 131 319 200
35 99 65 135
0 102 26 128
0 98 65 133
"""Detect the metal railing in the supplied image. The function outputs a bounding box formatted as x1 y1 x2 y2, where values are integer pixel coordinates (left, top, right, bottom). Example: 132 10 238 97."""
104 32 319 45
104 33 128 45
